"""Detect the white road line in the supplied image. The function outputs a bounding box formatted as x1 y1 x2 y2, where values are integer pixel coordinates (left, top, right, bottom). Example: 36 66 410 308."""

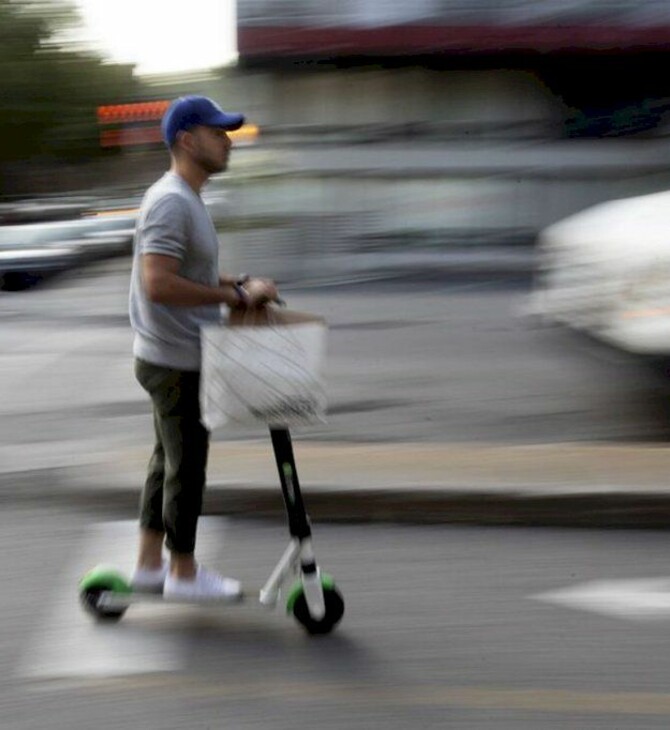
532 578 670 620
18 517 232 680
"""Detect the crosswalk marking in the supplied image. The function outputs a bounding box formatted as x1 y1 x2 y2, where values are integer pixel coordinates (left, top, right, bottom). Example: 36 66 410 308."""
18 517 231 681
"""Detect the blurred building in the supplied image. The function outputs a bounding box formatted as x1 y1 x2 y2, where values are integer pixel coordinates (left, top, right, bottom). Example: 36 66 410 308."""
178 0 667 281
237 0 670 139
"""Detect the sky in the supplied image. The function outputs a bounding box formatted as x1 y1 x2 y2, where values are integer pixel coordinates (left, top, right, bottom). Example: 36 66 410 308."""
73 0 237 75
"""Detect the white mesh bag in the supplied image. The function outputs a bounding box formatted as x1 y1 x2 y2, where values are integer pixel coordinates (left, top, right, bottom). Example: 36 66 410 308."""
200 317 327 429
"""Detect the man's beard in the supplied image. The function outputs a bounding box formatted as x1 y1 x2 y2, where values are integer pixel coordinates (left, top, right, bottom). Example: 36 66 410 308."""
195 150 227 175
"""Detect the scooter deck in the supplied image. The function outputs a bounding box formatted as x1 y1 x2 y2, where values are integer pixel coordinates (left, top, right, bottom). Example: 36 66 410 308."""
98 590 246 610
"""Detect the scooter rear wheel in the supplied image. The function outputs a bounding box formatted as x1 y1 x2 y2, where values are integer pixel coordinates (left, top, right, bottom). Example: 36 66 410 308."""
79 566 130 622
80 587 126 622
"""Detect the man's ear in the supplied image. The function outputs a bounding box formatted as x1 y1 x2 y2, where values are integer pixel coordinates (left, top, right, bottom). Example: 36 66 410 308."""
175 129 195 154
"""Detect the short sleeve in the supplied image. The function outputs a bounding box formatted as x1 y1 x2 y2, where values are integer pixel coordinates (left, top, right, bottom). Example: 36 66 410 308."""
139 193 189 260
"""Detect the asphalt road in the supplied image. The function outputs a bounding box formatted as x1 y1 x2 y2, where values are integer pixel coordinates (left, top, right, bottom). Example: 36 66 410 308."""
1 255 670 459
5 505 670 729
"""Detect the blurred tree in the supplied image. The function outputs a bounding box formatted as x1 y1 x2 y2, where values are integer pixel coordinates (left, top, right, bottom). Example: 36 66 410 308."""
0 0 142 193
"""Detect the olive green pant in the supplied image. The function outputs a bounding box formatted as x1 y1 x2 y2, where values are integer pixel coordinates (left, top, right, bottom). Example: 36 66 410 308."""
134 358 209 554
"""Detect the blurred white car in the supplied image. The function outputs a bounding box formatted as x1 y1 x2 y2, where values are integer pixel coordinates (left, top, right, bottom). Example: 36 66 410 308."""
0 210 136 290
531 190 670 355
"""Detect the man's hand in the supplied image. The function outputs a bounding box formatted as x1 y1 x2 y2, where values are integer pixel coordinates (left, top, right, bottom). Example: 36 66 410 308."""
243 278 278 307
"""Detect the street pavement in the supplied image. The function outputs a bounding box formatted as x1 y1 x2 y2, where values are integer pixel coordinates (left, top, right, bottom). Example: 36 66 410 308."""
2 255 670 527
7 510 670 729
5 254 670 728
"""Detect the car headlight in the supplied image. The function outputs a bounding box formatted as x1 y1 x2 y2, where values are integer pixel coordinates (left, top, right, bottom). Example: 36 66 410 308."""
619 264 670 320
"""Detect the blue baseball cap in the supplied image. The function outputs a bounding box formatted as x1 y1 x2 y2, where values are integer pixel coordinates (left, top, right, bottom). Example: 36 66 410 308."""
161 96 245 147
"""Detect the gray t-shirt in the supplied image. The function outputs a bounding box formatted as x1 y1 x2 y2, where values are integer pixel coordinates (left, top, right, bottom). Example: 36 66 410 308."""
129 172 221 370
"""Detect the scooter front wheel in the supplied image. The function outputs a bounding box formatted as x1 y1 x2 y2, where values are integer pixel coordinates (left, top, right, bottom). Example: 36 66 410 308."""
287 575 345 635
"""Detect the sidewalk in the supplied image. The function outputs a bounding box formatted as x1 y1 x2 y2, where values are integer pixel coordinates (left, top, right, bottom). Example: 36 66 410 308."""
5 440 670 528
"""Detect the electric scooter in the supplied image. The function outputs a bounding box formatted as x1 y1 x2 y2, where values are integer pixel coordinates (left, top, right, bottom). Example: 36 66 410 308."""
79 426 345 635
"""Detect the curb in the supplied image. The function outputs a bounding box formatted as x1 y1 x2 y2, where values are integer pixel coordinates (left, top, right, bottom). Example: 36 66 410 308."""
6 467 670 528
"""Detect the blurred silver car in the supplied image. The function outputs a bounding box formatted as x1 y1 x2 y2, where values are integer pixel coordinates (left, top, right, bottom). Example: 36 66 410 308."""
0 210 136 290
530 190 670 355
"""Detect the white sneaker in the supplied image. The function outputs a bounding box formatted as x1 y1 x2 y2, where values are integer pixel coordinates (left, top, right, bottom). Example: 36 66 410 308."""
163 566 243 601
131 560 169 593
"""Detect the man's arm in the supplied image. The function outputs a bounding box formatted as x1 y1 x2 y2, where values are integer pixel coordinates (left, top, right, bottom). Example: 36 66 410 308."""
143 254 241 308
219 273 240 287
